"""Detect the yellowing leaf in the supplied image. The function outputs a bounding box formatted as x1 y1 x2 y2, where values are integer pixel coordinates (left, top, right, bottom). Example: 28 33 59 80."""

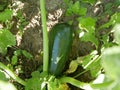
65 60 78 74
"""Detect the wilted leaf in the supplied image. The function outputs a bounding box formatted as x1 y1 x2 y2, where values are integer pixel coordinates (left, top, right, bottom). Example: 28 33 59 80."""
65 60 78 74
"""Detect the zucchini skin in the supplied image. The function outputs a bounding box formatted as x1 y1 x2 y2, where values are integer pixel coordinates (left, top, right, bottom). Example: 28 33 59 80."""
49 23 73 76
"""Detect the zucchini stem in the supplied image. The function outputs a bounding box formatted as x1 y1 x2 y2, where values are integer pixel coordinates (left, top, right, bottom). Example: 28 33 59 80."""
0 62 26 86
40 0 49 73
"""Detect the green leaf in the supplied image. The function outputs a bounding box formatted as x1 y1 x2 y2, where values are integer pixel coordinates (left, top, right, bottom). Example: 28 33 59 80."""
87 57 101 77
78 17 98 46
81 52 101 77
78 7 87 16
14 50 21 56
25 78 42 90
80 31 98 47
0 70 7 81
101 46 120 80
11 55 18 65
0 9 13 22
112 82 120 90
82 0 96 5
48 79 59 90
0 29 16 55
25 71 44 90
66 1 87 16
99 13 120 29
0 80 17 90
22 50 33 60
78 17 96 31
113 24 120 45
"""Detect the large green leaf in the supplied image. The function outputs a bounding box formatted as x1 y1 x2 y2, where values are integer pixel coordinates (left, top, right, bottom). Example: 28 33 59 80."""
0 80 17 90
113 24 120 45
0 29 16 55
81 52 101 78
0 9 13 22
79 17 96 31
66 1 87 16
78 17 98 46
101 46 120 80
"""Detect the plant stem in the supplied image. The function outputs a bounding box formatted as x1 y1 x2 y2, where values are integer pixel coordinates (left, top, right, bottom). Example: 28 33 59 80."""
59 76 88 89
40 0 49 73
0 62 26 86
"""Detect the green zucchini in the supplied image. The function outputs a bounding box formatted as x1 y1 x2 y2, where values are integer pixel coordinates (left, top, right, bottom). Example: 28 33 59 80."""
49 23 73 76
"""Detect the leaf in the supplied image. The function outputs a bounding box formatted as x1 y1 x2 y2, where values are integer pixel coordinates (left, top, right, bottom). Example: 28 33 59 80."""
86 57 101 77
101 46 120 80
48 79 59 90
25 71 44 90
99 12 120 29
66 1 87 16
0 29 16 55
14 50 21 56
113 24 120 44
57 83 70 90
25 78 42 90
0 71 7 81
78 17 98 47
65 60 78 74
0 80 17 90
112 82 120 90
11 55 18 65
79 17 96 31
82 0 96 5
81 53 101 77
80 30 98 47
22 50 33 60
78 7 87 16
0 9 13 22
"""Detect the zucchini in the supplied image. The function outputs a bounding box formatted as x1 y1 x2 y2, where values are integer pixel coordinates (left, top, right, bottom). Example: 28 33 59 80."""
49 23 73 76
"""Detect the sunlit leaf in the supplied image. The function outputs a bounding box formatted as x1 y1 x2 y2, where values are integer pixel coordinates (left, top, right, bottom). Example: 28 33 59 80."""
0 9 13 22
0 71 7 81
113 24 120 44
78 17 98 46
0 29 16 55
66 1 87 16
0 80 17 90
101 46 120 80
79 17 96 31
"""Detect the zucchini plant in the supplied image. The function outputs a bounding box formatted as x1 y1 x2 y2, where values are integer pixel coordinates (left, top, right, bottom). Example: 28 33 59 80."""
1 0 120 90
